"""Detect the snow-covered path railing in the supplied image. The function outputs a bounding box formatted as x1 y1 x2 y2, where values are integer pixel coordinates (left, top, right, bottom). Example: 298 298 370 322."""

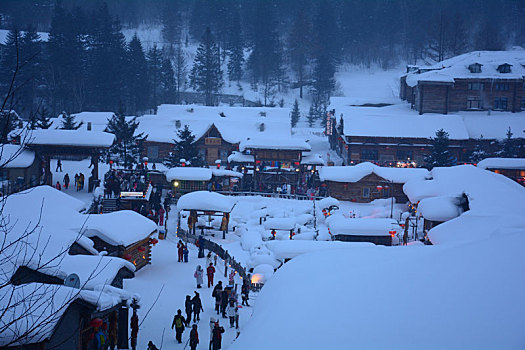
216 190 326 201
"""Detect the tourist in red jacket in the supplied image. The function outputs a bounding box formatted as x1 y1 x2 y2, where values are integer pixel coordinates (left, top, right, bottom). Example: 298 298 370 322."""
207 263 216 288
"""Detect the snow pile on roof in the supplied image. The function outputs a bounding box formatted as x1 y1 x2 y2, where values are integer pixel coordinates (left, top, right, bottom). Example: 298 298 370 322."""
240 136 311 151
227 151 254 163
333 104 470 139
318 197 340 210
212 169 243 178
0 283 131 346
177 191 235 212
327 217 401 236
50 112 117 132
82 211 157 247
418 196 462 222
461 113 525 140
404 165 525 244
166 167 212 181
319 162 429 183
0 144 35 168
301 153 325 165
230 230 525 349
26 129 115 147
263 218 297 231
405 50 525 87
136 104 291 144
265 240 374 260
477 157 525 170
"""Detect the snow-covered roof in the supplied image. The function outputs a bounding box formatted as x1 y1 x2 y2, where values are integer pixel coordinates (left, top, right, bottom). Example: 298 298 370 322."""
26 129 115 148
177 191 235 212
265 240 374 260
240 137 311 151
227 151 254 163
166 167 212 181
0 283 133 347
319 162 430 184
263 218 297 231
0 144 35 168
337 104 470 140
50 112 117 132
136 104 292 145
212 169 243 178
418 196 462 222
82 211 157 247
461 113 525 139
477 158 525 170
318 197 340 210
405 50 525 87
327 217 401 236
300 153 325 165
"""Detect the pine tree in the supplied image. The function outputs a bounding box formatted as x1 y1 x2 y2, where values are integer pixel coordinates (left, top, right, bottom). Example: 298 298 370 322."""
59 112 83 130
36 106 52 129
498 127 517 158
161 0 181 45
0 111 19 143
160 57 175 103
164 125 203 167
0 29 22 105
288 8 311 98
424 129 456 169
468 135 488 163
189 27 223 106
226 8 244 83
127 34 148 113
307 104 316 127
291 99 301 127
147 44 163 109
173 45 187 104
105 113 147 169
18 26 42 117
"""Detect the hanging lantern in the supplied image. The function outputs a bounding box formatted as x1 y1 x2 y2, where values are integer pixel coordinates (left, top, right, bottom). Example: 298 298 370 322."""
376 185 383 191
388 230 396 237
123 253 132 261
138 246 146 252
150 238 159 245
90 318 103 328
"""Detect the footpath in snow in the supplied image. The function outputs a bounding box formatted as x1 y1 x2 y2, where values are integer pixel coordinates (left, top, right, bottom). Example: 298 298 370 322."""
124 212 252 350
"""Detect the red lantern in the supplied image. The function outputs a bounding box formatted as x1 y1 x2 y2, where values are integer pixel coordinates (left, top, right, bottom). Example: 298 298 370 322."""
389 230 396 237
144 161 148 166
123 253 132 261
376 185 383 191
138 246 146 252
216 163 221 169
150 238 159 245
181 162 186 167
109 160 113 164
90 318 103 328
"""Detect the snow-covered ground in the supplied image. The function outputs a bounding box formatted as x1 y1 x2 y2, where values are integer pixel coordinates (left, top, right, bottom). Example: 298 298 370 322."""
124 214 251 349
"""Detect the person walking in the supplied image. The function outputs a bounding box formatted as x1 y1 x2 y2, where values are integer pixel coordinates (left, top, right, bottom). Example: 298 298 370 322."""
130 308 139 350
183 245 189 263
171 309 186 344
194 265 204 288
56 159 62 172
192 291 203 322
241 281 250 306
189 324 199 350
226 299 237 328
158 206 165 226
185 295 193 327
177 240 184 262
209 317 216 350
220 289 229 319
55 181 61 191
63 173 70 189
206 251 212 267
228 270 236 286
207 263 216 288
211 321 225 350
403 217 409 246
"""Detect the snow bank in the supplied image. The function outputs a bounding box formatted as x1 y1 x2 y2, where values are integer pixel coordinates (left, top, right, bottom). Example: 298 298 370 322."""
231 232 525 349
265 240 374 260
318 196 340 209
327 217 401 236
177 191 235 212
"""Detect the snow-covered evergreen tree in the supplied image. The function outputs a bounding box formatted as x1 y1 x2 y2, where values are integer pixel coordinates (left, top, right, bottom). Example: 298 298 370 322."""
307 104 316 127
127 34 148 113
424 129 456 169
226 7 243 83
190 27 223 106
498 127 517 158
173 45 186 104
164 125 203 167
36 106 52 129
291 99 301 127
160 57 175 102
105 113 146 169
59 112 83 130
468 135 488 163
147 44 163 109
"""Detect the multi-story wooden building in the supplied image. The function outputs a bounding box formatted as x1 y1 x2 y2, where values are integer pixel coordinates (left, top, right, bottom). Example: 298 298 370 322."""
477 158 525 186
400 51 525 114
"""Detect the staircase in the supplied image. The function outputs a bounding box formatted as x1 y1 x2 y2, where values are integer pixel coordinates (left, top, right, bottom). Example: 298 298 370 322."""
102 198 118 213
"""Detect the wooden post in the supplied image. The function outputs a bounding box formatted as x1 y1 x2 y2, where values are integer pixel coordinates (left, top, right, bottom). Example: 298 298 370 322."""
44 155 52 185
92 154 99 181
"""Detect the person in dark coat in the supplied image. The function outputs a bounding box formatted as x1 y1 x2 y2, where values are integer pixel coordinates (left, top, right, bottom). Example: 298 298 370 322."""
185 295 193 327
211 322 225 350
177 240 184 262
183 245 189 262
189 324 199 350
147 341 159 350
63 173 70 189
207 263 216 288
403 217 409 246
171 309 186 343
220 289 229 318
212 281 222 314
241 281 250 306
192 291 204 322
